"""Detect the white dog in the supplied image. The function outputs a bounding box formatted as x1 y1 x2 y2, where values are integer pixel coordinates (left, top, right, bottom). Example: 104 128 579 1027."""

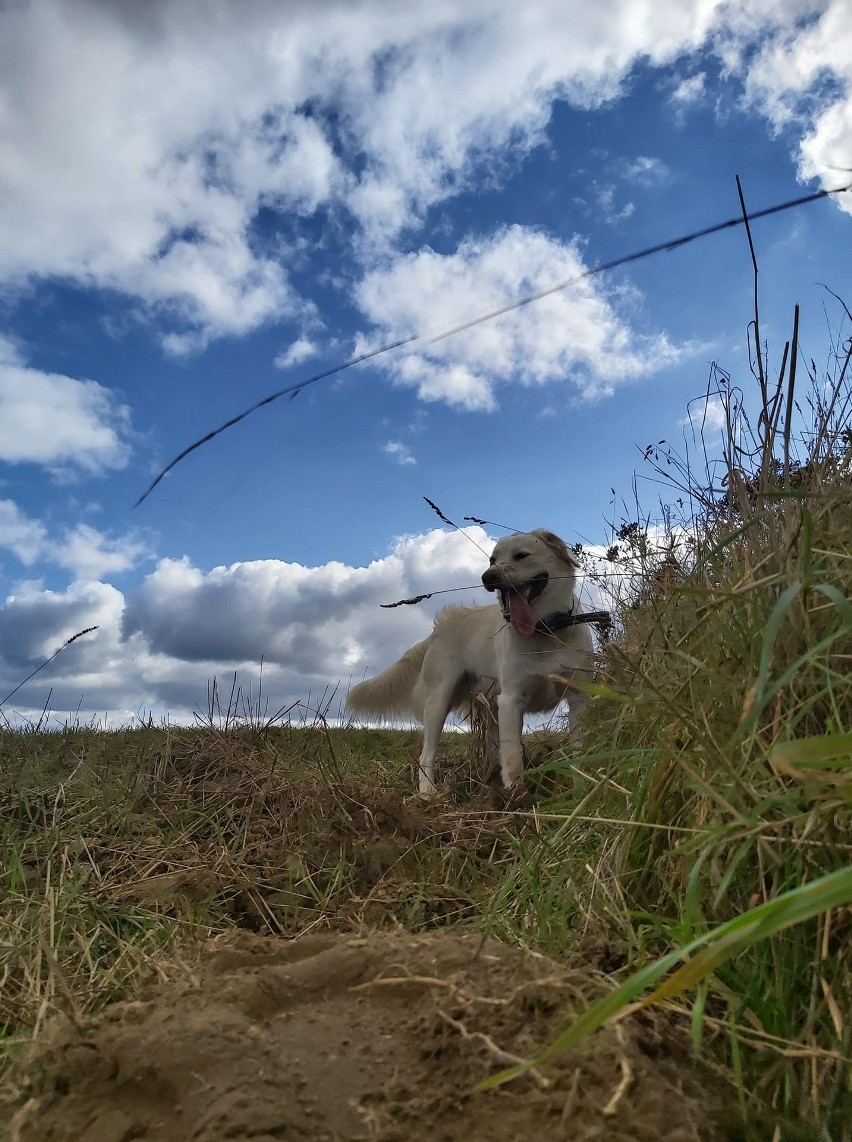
347 529 595 795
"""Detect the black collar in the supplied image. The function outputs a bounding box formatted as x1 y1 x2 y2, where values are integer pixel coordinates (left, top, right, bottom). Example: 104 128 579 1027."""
534 602 611 635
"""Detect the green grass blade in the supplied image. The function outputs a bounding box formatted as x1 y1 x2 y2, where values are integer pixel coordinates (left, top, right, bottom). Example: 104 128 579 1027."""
770 732 852 771
480 866 852 1089
811 582 852 628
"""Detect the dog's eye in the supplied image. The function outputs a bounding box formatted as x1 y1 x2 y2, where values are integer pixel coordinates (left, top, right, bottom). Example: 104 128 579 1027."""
514 552 529 561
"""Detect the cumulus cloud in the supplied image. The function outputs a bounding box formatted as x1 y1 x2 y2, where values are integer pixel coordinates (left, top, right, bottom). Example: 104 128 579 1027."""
0 500 47 566
0 338 132 476
0 499 150 580
121 528 489 672
0 523 612 726
51 524 152 581
356 226 685 408
0 524 646 728
1 527 497 724
1 0 850 350
743 3 852 207
0 578 124 675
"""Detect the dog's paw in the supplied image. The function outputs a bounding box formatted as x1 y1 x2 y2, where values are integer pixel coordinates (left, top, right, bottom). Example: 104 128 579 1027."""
405 791 444 808
490 779 534 810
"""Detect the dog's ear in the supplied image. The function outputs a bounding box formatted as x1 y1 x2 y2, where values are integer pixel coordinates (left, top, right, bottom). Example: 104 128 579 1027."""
531 529 579 567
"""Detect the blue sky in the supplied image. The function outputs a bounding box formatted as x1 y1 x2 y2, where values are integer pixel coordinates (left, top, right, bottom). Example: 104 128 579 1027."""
1 0 850 727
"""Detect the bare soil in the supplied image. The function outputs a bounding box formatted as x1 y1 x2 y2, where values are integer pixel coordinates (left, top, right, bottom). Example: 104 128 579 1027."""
6 928 740 1142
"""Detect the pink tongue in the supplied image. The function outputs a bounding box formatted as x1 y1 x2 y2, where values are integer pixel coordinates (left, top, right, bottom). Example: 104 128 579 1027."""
508 592 538 637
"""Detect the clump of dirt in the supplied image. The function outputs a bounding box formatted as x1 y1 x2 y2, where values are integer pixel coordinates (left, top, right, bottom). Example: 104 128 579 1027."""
5 928 739 1142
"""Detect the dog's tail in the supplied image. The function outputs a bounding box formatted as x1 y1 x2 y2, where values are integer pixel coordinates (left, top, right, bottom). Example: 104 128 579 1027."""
347 636 430 720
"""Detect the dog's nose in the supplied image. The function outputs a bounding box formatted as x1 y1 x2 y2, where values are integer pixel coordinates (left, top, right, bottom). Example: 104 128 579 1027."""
481 567 499 591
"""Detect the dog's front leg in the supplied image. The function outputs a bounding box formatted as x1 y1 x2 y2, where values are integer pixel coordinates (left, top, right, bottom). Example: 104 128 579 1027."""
417 753 437 795
496 689 524 786
418 693 452 796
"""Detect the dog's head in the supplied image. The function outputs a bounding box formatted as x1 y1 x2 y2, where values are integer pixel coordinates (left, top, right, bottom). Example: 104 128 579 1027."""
481 529 579 637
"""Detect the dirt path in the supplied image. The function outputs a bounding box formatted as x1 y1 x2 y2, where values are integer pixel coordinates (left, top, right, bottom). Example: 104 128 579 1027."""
6 928 738 1142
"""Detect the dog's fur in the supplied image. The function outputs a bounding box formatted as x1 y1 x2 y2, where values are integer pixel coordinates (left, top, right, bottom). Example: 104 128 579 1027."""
347 529 593 794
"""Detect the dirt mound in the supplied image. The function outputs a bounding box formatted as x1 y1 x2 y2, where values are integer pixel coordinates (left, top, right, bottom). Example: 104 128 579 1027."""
6 929 738 1142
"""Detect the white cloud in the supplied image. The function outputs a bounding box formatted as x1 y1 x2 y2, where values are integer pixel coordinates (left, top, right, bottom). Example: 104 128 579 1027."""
742 3 852 208
0 499 150 580
0 577 167 728
0 340 132 476
383 440 417 465
51 524 151 581
0 527 490 720
0 578 125 677
592 183 636 224
680 394 729 435
671 72 707 107
0 500 47 566
338 0 729 244
1 0 850 350
0 336 23 367
121 528 490 673
622 156 671 186
0 527 488 722
0 1 335 348
574 520 690 617
0 524 615 726
356 225 685 409
274 336 320 370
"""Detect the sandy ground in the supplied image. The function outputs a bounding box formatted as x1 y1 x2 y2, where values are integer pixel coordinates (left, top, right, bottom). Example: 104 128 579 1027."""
5 928 740 1142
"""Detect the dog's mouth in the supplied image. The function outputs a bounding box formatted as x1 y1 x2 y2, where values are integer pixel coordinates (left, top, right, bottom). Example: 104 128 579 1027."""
498 572 549 637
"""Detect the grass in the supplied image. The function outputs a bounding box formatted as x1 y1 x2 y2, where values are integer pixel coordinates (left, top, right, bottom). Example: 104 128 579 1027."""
0 720 532 1101
480 298 852 1138
1 297 850 1137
